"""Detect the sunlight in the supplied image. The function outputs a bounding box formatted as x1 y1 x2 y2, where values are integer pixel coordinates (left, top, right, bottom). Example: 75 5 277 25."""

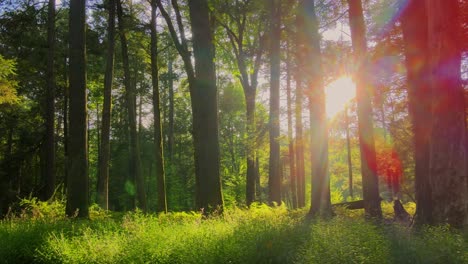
325 76 356 118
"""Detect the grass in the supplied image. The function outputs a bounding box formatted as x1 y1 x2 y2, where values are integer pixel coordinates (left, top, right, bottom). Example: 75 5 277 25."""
0 202 467 264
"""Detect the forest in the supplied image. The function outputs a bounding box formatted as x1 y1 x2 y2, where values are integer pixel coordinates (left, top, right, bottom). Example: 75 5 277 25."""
0 0 467 263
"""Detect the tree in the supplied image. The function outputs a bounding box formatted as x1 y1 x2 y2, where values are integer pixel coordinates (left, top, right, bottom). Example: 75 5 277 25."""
345 106 353 198
43 0 56 200
285 39 297 209
116 0 147 211
157 0 223 214
426 0 467 228
268 0 281 206
97 0 116 210
347 0 382 219
295 0 306 208
150 0 167 213
215 0 267 207
400 0 432 225
305 0 331 217
66 0 89 218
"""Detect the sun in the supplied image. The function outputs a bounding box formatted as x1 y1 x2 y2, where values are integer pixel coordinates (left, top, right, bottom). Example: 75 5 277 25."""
325 76 356 118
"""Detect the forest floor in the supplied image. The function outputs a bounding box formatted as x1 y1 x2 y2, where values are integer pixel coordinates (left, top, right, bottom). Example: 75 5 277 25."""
0 200 467 264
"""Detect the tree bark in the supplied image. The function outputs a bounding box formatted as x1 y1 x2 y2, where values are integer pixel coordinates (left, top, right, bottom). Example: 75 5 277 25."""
306 0 332 217
426 0 467 228
167 52 174 161
97 0 115 210
66 0 89 218
347 0 382 219
117 0 147 212
44 0 56 200
187 0 223 214
246 92 256 206
151 0 167 213
400 0 432 225
286 39 297 209
295 0 306 208
268 0 281 206
63 55 69 189
345 106 353 198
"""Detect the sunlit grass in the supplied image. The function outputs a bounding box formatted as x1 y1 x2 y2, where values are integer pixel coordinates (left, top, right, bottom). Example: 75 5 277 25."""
0 203 466 263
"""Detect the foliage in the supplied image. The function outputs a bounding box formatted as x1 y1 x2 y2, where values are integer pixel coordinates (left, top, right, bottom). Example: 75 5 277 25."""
1 206 467 263
0 54 18 105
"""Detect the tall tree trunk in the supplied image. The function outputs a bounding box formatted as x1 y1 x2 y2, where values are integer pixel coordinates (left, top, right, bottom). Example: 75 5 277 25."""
44 0 56 200
97 0 115 210
151 0 167 213
63 55 69 189
345 106 353 198
66 0 89 218
425 0 467 228
117 0 147 212
268 0 281 206
400 0 432 225
167 53 175 162
306 0 331 217
286 40 297 209
187 0 223 214
156 0 222 214
347 0 382 219
246 92 256 206
295 0 306 208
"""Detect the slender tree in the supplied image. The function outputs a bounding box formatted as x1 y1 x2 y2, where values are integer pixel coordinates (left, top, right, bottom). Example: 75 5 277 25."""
66 0 89 218
268 0 282 206
425 0 467 228
44 0 56 200
347 0 382 219
345 106 353 198
215 0 266 207
116 0 147 211
286 39 297 209
295 0 306 208
97 0 116 211
150 0 167 213
400 0 432 225
306 0 331 217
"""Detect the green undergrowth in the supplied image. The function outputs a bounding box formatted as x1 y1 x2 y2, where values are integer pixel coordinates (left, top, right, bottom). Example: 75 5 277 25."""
0 202 466 264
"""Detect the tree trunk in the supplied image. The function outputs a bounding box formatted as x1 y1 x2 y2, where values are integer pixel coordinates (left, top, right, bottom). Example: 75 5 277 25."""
66 0 89 218
151 0 167 213
44 0 56 200
426 0 467 228
306 0 331 217
167 53 175 162
63 55 69 189
295 0 306 208
268 0 281 206
117 0 147 212
345 106 353 198
97 0 115 210
286 40 297 209
246 91 256 206
187 0 223 214
400 0 432 225
347 0 382 219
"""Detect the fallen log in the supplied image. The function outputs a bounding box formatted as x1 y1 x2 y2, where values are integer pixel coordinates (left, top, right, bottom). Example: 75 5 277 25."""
332 200 365 210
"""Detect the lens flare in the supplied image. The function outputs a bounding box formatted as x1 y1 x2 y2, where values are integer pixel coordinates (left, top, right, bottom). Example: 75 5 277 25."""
325 76 356 118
